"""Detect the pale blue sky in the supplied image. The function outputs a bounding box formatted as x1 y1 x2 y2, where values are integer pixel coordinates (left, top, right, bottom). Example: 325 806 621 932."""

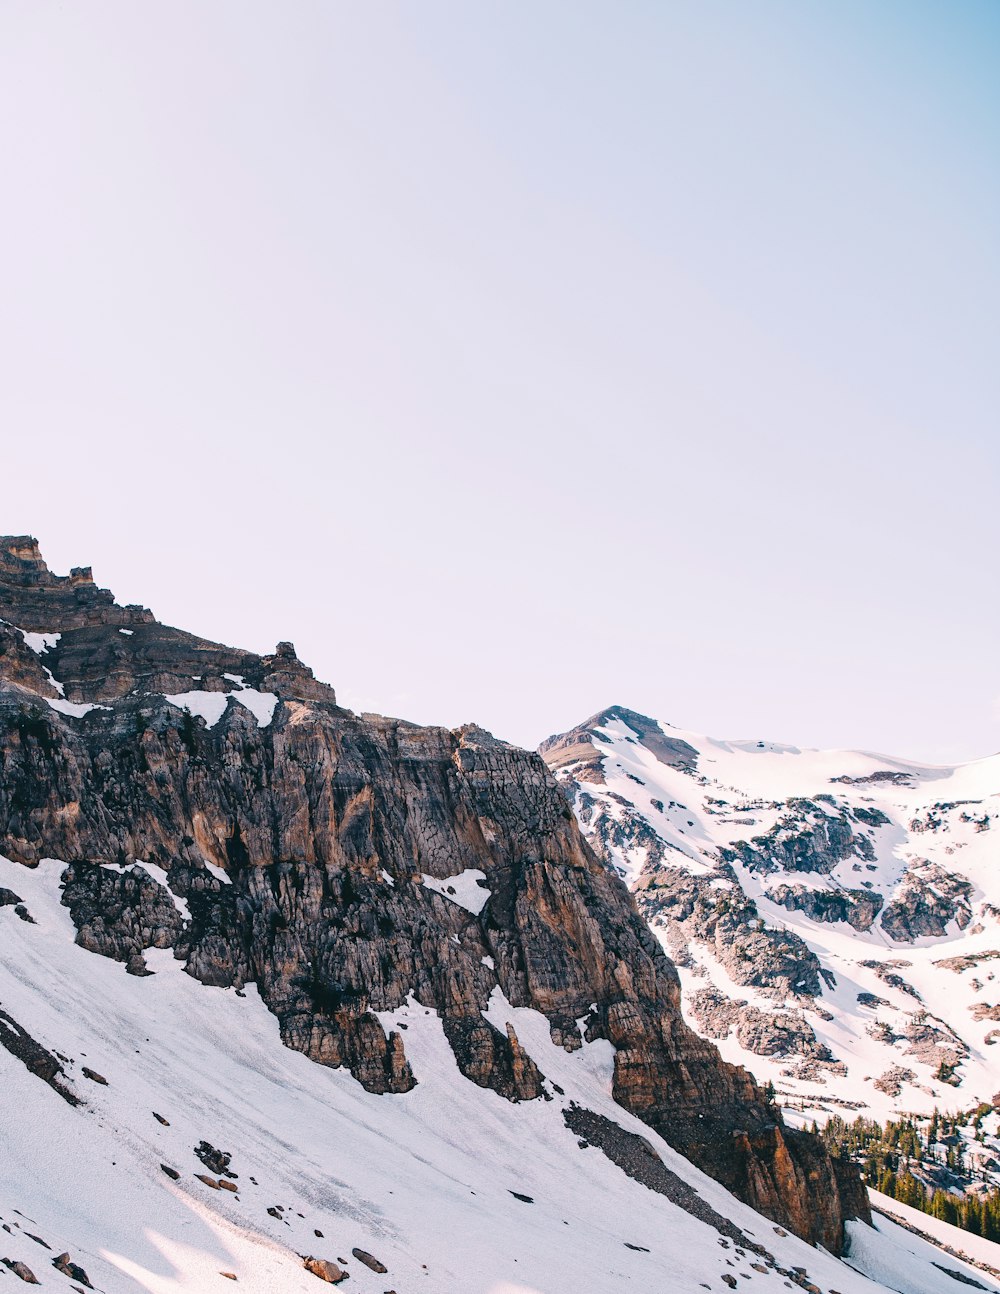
1 2 997 761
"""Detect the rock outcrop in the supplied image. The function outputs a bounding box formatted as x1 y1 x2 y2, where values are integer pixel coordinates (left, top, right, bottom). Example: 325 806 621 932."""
720 801 874 876
770 883 884 931
880 863 973 941
0 537 866 1251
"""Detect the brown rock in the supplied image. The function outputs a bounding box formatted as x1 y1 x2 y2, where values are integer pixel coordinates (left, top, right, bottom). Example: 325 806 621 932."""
52 1253 93 1287
303 1256 347 1282
1 1258 40 1283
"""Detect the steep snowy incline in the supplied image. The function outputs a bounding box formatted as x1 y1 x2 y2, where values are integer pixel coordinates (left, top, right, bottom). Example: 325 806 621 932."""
0 853 962 1294
543 707 1000 1128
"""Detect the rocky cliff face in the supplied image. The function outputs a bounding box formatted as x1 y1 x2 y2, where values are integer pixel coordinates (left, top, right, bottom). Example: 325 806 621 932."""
0 538 866 1251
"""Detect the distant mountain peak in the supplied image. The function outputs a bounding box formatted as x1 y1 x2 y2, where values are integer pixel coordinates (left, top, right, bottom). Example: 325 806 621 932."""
544 705 1000 1144
542 705 699 775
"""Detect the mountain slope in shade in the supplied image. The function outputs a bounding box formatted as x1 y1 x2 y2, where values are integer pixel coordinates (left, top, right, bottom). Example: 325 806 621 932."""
542 707 1000 1141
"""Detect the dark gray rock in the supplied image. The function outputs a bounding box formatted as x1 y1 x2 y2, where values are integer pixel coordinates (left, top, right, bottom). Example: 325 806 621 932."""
881 864 973 941
61 862 185 965
770 883 883 931
633 866 822 999
721 801 870 877
0 1007 78 1105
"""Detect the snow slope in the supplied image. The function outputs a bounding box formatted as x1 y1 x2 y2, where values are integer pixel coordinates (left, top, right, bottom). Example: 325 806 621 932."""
866 1189 1000 1277
0 853 984 1294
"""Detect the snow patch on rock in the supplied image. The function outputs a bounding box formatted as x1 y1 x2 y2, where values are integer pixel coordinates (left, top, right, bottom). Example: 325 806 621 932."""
421 869 491 914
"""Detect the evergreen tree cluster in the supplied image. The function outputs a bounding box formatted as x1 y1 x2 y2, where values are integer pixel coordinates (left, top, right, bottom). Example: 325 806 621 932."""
819 1106 1000 1243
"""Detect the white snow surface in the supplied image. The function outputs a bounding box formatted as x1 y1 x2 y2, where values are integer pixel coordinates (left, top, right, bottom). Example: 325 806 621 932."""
0 853 953 1294
846 1209 999 1293
46 698 109 719
550 712 1000 1126
162 688 279 729
421 868 492 914
231 688 279 728
18 628 61 654
163 690 232 727
867 1188 1000 1274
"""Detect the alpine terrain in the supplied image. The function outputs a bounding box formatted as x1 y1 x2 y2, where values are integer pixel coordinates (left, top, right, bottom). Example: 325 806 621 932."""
543 709 1000 1229
0 538 993 1294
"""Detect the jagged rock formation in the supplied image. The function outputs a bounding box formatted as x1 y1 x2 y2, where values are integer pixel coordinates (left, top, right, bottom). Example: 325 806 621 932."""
721 798 877 875
0 535 332 705
880 863 974 940
543 705 1000 1139
0 538 865 1251
769 882 884 931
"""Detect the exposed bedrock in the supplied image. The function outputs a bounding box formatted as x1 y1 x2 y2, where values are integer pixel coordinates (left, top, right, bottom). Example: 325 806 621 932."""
0 536 867 1250
720 800 873 876
880 863 973 941
769 883 884 932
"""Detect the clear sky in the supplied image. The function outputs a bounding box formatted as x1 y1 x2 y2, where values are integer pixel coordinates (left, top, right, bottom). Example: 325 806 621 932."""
2 2 997 763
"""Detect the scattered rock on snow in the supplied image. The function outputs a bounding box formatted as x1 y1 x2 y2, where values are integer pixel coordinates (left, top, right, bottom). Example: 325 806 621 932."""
1 1257 40 1283
0 1008 79 1105
195 1140 234 1176
351 1248 387 1273
52 1252 93 1287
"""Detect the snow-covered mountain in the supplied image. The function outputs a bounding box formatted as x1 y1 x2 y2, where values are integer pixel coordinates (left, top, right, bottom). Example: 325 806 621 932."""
542 707 1000 1134
1 537 998 1294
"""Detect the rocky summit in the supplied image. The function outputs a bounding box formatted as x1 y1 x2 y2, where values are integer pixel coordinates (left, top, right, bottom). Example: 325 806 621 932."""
1 537 988 1294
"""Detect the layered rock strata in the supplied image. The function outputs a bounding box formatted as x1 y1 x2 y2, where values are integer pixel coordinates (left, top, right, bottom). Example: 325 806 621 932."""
0 538 866 1250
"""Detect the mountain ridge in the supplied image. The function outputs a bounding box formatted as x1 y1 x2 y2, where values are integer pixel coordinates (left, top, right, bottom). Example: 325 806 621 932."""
543 705 1000 1139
